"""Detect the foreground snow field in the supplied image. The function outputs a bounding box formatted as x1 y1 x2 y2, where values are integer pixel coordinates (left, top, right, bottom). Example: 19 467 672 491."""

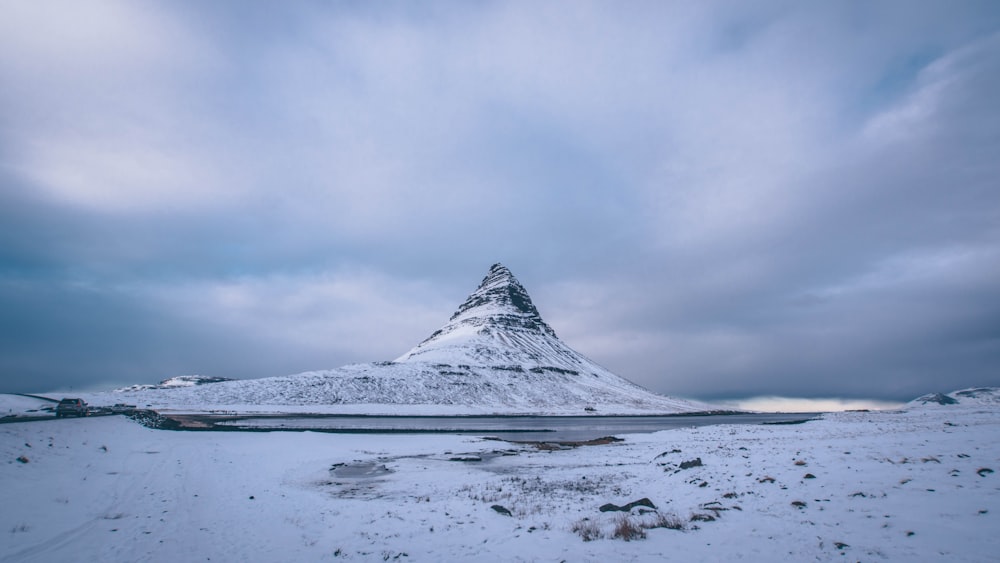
2 405 998 562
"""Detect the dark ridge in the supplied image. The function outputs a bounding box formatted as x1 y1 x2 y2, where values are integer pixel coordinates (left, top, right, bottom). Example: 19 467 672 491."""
916 393 959 405
444 263 557 337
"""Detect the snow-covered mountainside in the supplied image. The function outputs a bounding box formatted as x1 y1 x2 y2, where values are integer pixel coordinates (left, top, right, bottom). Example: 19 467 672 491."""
114 375 234 392
84 264 712 414
908 387 1000 408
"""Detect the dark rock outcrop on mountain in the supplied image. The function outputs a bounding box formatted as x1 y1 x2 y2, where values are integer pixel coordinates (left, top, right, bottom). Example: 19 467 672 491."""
449 263 555 332
914 393 959 405
397 264 604 373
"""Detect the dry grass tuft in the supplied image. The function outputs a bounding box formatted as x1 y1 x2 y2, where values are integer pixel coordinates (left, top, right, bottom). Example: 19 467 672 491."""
571 518 603 541
644 511 685 530
612 515 647 541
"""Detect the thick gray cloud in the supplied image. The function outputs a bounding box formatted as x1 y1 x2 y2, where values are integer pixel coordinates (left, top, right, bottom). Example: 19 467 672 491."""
1 1 998 401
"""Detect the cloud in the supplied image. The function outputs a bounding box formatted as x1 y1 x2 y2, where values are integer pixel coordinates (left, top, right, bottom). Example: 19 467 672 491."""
143 268 452 363
0 2 998 400
0 1 241 213
721 397 905 413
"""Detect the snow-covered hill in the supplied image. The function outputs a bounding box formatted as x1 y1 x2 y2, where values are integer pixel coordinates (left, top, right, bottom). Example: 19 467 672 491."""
82 264 712 414
908 387 1000 408
114 375 235 392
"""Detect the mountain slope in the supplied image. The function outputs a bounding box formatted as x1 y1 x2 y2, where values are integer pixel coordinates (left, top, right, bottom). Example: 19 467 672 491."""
908 387 1000 408
397 264 618 374
86 264 713 414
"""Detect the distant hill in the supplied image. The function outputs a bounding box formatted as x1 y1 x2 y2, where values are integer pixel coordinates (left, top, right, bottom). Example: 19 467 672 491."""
115 376 235 392
908 387 1000 407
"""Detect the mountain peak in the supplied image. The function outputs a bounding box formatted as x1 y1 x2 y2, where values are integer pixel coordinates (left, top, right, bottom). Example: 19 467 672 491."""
394 263 562 364
447 263 553 335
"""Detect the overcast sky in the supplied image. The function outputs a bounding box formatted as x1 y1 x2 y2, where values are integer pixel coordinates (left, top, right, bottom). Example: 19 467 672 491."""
1 1 998 403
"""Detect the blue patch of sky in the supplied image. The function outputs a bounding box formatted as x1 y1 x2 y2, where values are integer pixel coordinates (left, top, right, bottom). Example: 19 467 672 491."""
702 4 782 56
855 48 942 116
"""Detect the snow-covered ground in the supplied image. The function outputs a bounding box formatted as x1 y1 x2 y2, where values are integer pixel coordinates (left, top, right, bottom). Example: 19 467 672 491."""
67 362 716 416
2 396 997 561
0 395 54 418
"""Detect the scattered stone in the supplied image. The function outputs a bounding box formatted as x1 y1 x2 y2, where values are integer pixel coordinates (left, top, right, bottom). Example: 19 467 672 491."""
249 496 255 500
16 455 29 464
804 473 816 479
679 458 703 470
599 498 657 513
699 502 730 517
655 449 682 459
794 460 807 466
834 542 849 550
758 476 776 484
791 501 807 509
491 505 512 517
977 468 994 477
448 456 482 462
690 513 715 522
698 481 709 488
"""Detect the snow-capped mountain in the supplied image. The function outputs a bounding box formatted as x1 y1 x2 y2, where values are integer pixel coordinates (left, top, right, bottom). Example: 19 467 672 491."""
397 263 613 373
86 264 714 415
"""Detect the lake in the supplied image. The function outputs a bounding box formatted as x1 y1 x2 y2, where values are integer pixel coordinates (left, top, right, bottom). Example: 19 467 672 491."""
209 413 817 442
